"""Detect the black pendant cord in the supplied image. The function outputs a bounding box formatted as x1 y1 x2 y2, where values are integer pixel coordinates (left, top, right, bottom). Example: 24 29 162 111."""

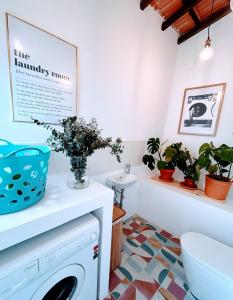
208 0 215 40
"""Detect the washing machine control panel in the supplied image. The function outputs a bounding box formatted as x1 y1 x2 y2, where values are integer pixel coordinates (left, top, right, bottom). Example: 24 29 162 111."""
0 259 38 299
39 231 98 272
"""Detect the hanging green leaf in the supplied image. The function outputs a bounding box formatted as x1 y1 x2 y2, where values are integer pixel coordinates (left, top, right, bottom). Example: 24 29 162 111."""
142 154 155 170
147 138 160 154
199 143 211 154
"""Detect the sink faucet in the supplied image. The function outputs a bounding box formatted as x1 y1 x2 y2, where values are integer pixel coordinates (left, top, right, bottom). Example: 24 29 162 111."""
125 163 130 174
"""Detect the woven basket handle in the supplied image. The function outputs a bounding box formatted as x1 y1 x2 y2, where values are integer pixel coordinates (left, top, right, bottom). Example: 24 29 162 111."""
0 139 13 146
4 147 45 158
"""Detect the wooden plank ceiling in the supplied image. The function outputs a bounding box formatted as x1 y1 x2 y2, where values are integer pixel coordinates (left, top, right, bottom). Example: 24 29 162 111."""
140 0 232 44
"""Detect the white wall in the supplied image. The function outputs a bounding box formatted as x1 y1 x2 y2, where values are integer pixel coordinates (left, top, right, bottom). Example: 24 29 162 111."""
163 14 233 155
0 0 178 175
137 177 233 246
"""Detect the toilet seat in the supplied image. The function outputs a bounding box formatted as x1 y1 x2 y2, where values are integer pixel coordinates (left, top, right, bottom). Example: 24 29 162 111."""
181 232 233 285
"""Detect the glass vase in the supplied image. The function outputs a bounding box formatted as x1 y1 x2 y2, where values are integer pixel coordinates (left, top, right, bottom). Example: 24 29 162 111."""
67 156 89 189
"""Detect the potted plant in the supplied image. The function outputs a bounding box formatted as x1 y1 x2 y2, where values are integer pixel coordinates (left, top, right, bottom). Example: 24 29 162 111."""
175 146 200 189
34 117 123 189
142 138 180 182
198 142 233 200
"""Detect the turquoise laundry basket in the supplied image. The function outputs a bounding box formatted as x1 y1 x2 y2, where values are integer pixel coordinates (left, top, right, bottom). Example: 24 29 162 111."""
0 139 51 214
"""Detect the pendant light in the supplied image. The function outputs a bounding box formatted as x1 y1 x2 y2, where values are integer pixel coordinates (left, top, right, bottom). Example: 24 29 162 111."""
199 0 215 61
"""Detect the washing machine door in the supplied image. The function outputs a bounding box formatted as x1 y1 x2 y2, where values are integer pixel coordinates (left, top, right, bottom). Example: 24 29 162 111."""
31 264 85 300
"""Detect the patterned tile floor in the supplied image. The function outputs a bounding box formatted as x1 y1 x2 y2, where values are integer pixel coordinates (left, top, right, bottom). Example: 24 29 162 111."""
104 215 197 300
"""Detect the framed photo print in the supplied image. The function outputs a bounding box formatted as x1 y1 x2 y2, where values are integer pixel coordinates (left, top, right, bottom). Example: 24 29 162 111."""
178 83 226 136
6 13 77 124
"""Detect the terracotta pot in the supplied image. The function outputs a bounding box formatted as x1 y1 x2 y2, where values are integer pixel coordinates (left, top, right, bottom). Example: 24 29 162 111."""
205 175 232 201
184 177 197 188
159 169 175 182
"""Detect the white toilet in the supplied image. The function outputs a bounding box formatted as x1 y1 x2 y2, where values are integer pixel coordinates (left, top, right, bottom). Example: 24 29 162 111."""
181 232 233 300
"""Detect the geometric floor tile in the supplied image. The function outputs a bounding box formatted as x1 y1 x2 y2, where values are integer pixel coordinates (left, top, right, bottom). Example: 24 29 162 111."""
105 215 197 300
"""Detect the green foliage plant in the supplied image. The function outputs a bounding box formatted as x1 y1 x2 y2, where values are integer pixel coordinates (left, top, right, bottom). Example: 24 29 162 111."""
198 142 233 182
142 138 182 171
174 145 200 182
34 116 123 182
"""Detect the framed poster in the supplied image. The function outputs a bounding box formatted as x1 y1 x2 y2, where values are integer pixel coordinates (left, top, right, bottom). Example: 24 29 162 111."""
6 13 77 124
178 83 226 136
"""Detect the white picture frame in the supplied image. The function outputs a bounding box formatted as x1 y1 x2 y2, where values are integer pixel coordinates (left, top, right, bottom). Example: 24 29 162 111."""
6 13 77 125
178 83 226 136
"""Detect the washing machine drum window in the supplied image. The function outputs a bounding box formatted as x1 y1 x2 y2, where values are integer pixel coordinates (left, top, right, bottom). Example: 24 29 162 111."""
43 276 77 300
31 264 85 300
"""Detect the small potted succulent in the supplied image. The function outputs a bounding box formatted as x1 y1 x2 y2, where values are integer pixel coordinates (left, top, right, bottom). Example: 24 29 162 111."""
175 146 200 189
35 117 123 189
198 142 233 200
142 138 180 181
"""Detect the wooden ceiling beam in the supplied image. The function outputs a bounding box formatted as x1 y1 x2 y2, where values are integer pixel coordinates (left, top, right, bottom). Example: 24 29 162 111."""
182 0 200 26
189 8 201 25
161 0 202 31
140 0 153 11
178 6 231 44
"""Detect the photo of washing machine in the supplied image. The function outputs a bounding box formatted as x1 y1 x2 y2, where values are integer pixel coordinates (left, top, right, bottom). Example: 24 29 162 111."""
0 213 99 300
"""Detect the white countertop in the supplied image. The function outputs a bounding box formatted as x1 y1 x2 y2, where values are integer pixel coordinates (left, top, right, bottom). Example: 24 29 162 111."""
0 172 114 299
0 172 113 250
0 173 113 246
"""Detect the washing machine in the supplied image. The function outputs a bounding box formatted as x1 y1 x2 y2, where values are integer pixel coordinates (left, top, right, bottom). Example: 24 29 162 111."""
0 213 100 300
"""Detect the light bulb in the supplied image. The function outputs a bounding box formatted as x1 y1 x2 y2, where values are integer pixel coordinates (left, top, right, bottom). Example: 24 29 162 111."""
199 38 214 61
230 0 233 11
